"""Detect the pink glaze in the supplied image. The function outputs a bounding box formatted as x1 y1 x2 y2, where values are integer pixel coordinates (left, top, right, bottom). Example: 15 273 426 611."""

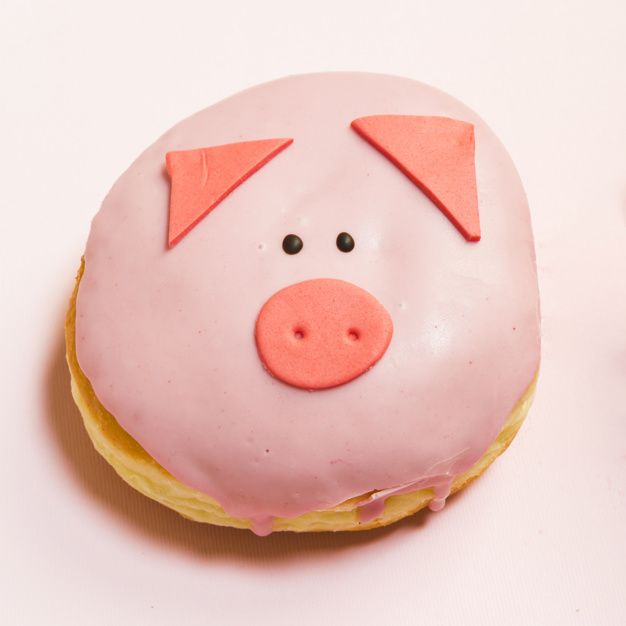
255 278 393 390
75 73 540 533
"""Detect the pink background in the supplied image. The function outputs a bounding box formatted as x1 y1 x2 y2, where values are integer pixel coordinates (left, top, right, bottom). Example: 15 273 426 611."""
1 1 625 624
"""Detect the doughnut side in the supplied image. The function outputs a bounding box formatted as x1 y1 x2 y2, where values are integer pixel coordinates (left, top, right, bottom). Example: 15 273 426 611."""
66 260 537 533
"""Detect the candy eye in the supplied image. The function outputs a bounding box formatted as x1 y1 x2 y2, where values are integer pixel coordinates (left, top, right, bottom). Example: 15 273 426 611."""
282 234 303 255
336 232 355 253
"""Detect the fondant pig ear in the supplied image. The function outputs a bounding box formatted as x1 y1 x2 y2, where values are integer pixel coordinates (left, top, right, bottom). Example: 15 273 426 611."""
351 116 480 241
166 138 293 247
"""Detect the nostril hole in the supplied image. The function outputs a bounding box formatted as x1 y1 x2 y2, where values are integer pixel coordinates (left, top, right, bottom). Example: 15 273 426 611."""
347 329 360 341
293 327 305 340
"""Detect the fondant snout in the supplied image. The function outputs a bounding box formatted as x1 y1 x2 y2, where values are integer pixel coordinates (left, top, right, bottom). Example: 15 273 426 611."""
255 279 393 390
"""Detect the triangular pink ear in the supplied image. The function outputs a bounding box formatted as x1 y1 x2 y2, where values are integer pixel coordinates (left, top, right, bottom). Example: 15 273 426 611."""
351 116 480 241
166 138 293 247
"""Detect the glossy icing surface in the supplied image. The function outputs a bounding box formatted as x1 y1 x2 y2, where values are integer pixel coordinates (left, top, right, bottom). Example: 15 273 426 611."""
75 73 540 528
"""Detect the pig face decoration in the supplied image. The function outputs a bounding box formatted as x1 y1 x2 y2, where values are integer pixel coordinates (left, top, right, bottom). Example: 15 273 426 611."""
75 73 540 532
165 114 479 390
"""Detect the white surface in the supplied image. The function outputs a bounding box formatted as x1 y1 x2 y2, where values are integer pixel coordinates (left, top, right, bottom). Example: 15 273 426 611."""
1 1 625 624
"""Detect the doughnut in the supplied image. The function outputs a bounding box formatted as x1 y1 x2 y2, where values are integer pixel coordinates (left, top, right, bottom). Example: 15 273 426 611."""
66 73 541 535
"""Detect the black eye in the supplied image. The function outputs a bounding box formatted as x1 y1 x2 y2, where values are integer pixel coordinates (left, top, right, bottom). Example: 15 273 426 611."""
282 234 303 255
336 232 355 253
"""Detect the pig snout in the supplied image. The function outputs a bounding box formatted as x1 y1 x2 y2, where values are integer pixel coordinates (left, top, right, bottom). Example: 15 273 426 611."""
255 279 393 390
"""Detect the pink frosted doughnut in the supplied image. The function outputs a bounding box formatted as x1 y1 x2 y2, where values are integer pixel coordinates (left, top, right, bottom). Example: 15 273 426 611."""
71 73 540 535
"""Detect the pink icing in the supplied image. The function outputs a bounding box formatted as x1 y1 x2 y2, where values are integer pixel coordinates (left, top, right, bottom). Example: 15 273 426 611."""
75 73 540 532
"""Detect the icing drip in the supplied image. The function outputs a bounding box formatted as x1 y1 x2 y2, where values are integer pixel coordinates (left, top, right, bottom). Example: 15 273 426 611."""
357 475 455 524
429 480 453 512
249 515 275 537
358 498 386 524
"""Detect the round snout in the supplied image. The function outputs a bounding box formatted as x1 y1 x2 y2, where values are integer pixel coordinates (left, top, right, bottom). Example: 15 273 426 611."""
255 279 393 390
